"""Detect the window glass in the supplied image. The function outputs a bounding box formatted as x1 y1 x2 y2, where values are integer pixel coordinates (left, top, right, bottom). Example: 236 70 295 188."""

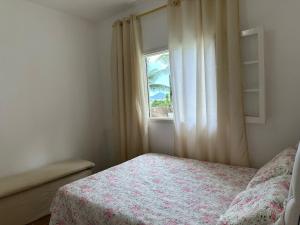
145 51 173 118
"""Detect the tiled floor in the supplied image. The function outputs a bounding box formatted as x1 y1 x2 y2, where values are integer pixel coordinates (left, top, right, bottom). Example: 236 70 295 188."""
27 215 50 225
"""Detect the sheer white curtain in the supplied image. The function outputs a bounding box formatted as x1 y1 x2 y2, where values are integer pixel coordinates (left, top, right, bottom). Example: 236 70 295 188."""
168 0 249 166
111 16 149 162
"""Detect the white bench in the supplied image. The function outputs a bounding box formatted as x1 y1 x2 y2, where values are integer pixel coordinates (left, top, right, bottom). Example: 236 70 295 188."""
0 160 95 225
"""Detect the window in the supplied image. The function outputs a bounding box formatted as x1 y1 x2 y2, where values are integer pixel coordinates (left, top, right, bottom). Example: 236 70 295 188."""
145 51 173 119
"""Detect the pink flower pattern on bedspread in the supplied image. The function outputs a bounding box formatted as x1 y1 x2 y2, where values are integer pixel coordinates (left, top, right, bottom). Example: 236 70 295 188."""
50 154 257 225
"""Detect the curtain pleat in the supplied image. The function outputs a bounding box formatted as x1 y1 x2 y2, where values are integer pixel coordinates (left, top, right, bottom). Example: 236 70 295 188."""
168 0 250 166
111 16 149 163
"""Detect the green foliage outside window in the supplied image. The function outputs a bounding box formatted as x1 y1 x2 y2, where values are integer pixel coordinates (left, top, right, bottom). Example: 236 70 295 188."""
151 94 172 108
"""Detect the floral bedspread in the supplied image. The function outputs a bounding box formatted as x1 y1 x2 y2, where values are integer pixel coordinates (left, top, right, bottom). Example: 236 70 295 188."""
50 154 257 225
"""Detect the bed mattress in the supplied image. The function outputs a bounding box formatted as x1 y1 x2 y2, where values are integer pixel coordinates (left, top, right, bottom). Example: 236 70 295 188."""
50 154 257 225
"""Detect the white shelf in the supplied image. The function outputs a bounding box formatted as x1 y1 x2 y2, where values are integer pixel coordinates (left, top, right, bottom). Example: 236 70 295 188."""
241 27 266 125
244 89 259 93
243 60 259 65
246 116 265 124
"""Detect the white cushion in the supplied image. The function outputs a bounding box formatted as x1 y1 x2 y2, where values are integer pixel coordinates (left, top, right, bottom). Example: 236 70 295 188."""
0 160 95 199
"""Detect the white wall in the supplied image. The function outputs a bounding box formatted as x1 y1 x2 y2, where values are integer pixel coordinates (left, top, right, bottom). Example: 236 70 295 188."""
0 0 104 178
98 0 300 168
240 0 300 167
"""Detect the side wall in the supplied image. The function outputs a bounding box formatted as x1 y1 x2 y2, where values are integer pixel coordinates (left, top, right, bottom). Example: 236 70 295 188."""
98 0 300 168
0 0 103 177
240 0 300 166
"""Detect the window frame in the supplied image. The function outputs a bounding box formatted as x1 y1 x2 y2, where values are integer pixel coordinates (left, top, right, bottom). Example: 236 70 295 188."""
143 48 174 122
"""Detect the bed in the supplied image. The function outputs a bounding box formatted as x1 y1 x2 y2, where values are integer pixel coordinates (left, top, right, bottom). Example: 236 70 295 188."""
50 144 300 225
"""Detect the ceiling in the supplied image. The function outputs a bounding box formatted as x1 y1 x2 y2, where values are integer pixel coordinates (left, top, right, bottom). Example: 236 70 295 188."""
29 0 138 22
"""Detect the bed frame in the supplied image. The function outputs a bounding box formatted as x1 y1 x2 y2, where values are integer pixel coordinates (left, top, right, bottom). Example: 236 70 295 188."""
285 143 300 225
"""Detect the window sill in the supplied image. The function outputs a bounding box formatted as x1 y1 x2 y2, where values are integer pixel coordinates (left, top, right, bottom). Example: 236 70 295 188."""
149 117 174 123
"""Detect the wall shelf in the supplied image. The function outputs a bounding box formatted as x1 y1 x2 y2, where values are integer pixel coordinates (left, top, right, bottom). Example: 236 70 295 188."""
244 89 259 93
243 60 259 65
241 27 266 124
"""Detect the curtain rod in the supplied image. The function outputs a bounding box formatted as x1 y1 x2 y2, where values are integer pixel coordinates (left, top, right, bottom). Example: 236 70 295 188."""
112 4 167 27
136 4 167 19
